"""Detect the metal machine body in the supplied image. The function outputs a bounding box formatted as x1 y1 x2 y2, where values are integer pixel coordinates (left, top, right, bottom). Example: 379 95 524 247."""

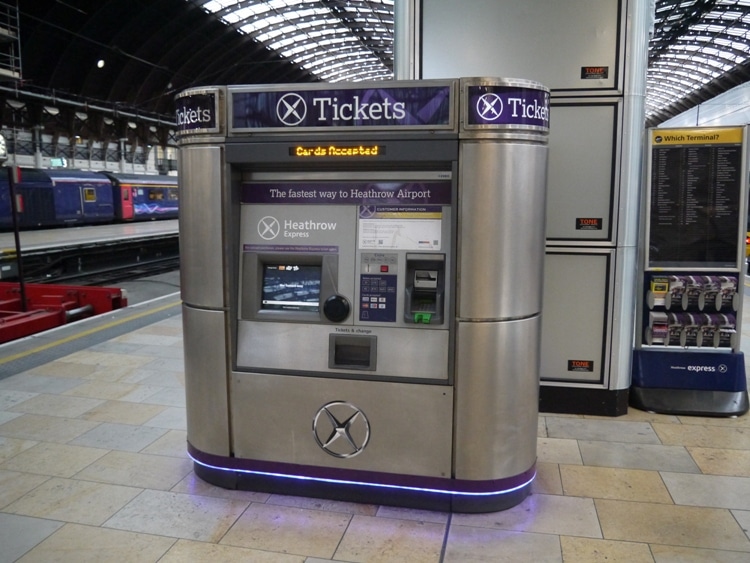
177 77 549 512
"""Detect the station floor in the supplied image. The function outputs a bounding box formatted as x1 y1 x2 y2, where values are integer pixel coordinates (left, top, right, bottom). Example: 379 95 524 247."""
1 277 750 561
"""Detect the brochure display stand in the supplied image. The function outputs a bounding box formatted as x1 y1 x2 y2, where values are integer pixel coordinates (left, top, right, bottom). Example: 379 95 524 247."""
632 127 749 416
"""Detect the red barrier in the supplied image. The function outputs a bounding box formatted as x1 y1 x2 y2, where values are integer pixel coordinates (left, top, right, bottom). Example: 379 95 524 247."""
0 283 127 343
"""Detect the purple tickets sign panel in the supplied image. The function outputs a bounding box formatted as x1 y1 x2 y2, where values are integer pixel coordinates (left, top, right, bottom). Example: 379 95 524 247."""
175 92 217 134
232 85 452 130
467 85 550 129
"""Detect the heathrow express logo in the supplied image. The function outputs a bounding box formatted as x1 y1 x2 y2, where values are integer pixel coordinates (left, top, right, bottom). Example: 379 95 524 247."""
258 216 280 240
476 93 504 121
313 401 371 458
276 93 307 126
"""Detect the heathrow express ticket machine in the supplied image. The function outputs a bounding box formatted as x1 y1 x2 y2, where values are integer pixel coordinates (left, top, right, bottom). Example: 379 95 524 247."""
176 78 549 512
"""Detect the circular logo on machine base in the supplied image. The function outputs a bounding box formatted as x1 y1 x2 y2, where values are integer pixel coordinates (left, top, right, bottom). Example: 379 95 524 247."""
312 401 370 458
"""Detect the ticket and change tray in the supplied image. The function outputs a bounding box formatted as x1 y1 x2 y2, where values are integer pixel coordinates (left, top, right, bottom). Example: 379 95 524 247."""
633 127 749 416
176 78 550 512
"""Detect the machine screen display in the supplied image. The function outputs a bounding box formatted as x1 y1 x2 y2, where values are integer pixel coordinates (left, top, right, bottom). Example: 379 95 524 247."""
261 264 321 312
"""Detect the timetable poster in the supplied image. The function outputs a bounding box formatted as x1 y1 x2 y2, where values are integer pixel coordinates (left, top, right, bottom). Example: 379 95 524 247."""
648 127 744 269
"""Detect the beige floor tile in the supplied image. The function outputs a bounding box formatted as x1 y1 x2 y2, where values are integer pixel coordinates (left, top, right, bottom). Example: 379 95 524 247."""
74 450 193 490
267 493 379 516
141 429 189 458
538 416 548 438
661 472 750 510
0 435 37 464
5 477 141 525
124 368 185 387
0 413 99 443
0 389 38 410
78 400 166 425
25 361 98 379
0 470 49 509
591 409 679 424
538 437 583 465
442 525 562 563
61 350 155 368
220 502 351 559
653 422 750 449
16 522 175 563
688 446 750 477
560 465 673 503
0 410 22 425
452 493 602 538
676 414 750 428
171 472 270 502
595 499 750 551
334 514 446 563
9 393 103 418
84 364 156 382
546 417 660 444
560 536 654 562
0 441 107 477
578 440 700 473
650 543 750 562
104 489 248 542
374 505 450 524
732 508 750 540
64 381 161 403
115 333 181 346
135 324 183 337
160 539 305 563
532 462 563 495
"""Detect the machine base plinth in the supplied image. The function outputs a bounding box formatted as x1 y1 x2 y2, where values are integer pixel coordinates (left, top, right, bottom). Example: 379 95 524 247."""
190 445 534 513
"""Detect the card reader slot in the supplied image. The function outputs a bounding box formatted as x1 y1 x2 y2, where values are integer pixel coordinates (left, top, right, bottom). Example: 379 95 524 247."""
404 254 445 325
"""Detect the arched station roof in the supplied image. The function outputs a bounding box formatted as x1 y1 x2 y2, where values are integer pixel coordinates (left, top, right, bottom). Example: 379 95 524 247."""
647 0 750 127
8 0 750 138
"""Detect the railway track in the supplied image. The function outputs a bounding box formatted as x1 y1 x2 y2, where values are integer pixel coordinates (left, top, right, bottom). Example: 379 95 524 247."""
1 234 180 286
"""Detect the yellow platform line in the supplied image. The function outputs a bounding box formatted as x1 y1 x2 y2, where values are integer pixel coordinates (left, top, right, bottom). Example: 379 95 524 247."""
0 300 181 366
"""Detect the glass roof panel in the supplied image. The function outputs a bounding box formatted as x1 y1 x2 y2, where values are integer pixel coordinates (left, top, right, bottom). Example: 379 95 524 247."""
192 0 750 121
193 0 394 83
647 0 750 124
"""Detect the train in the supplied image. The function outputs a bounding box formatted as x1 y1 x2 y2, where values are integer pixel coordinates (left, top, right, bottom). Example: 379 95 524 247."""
0 168 178 229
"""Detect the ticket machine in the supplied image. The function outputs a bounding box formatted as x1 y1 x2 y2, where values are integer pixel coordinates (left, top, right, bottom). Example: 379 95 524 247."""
176 77 549 512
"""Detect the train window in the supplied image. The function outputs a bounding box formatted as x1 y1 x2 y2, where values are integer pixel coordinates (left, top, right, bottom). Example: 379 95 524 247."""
168 189 178 200
123 188 130 200
148 191 164 200
83 187 96 202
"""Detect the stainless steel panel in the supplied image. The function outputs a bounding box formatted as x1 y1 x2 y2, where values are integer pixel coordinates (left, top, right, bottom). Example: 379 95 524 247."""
421 0 623 93
454 317 540 480
540 251 611 383
546 101 620 241
183 305 230 456
230 373 453 477
179 145 225 309
458 140 547 319
236 321 450 380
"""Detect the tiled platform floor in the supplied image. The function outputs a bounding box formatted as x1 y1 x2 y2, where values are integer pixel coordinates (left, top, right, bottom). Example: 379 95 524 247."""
1 295 750 562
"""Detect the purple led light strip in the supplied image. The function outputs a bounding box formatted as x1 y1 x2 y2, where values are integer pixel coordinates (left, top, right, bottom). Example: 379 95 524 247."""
188 444 535 497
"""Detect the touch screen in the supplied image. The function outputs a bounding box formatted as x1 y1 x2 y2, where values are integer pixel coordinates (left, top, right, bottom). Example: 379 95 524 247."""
261 264 321 312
